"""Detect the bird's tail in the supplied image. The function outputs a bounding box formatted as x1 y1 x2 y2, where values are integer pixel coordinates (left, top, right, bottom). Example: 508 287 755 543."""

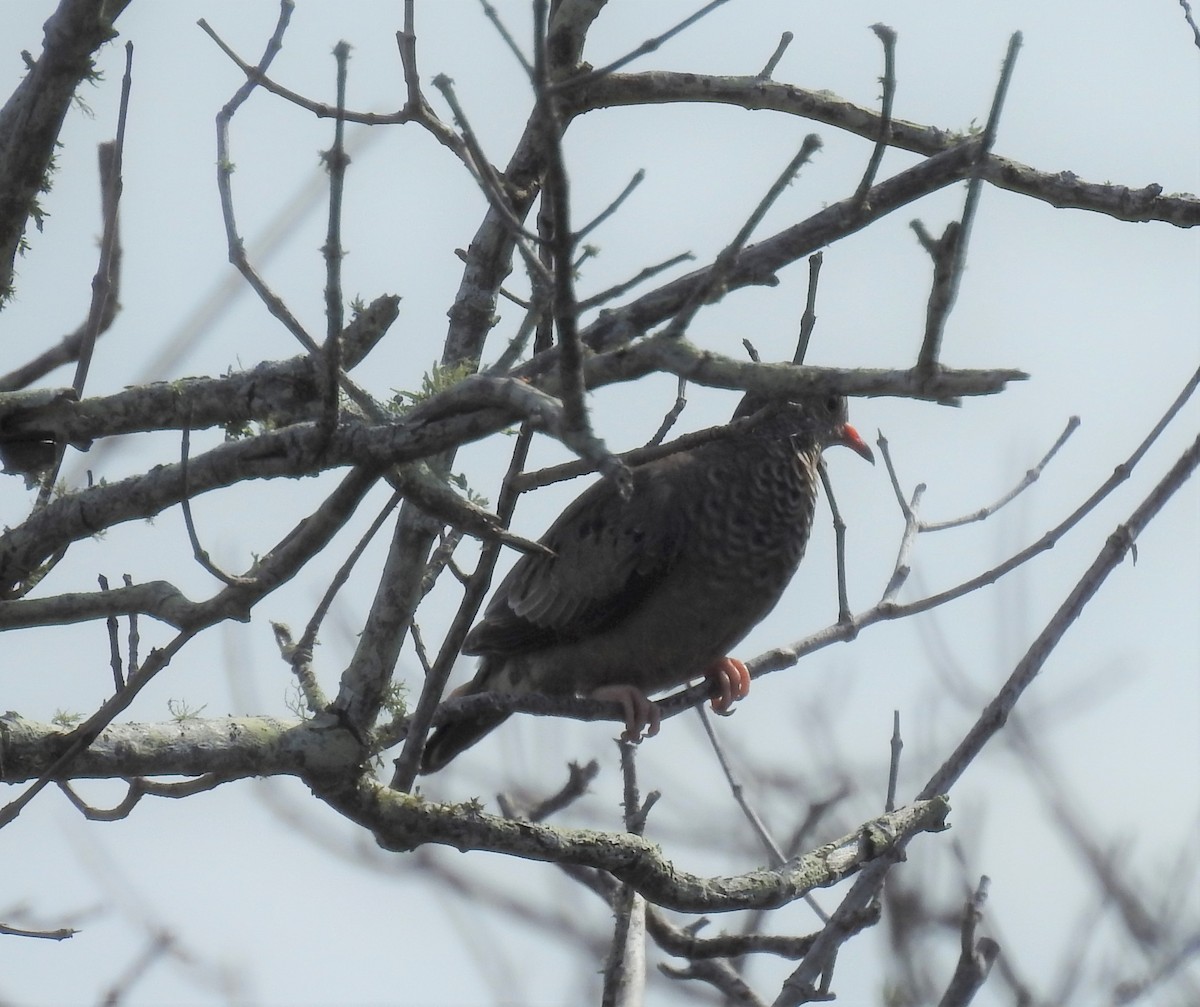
419 671 511 774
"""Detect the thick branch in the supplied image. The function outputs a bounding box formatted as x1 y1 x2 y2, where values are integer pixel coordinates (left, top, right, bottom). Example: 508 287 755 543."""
0 294 399 446
321 776 949 914
0 346 1018 593
0 713 357 782
0 0 129 301
567 72 1199 226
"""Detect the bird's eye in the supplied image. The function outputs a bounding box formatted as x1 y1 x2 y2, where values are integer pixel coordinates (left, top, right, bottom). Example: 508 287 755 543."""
823 394 840 415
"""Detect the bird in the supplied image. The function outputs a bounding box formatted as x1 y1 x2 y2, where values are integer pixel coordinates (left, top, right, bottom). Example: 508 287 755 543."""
419 391 874 774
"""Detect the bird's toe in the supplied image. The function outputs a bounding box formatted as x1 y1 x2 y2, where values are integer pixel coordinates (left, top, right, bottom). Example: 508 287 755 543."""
591 684 661 741
706 656 751 715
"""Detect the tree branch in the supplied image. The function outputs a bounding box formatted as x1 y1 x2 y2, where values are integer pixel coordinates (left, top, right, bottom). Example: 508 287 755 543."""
322 776 950 914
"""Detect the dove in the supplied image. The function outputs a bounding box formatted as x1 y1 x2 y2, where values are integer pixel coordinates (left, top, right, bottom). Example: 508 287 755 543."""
420 392 873 773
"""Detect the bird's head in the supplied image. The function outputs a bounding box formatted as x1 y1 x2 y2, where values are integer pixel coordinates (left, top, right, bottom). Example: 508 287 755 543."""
733 391 875 464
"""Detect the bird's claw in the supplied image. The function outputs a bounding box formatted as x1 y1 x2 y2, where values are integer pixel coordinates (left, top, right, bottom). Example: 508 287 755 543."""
591 684 661 742
706 656 751 715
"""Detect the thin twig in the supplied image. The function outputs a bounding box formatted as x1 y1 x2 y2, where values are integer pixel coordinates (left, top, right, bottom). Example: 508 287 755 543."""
661 134 823 341
603 740 652 1007
201 7 464 156
299 488 402 655
204 5 318 354
575 251 694 312
885 710 902 813
57 775 227 822
553 0 733 89
525 759 600 822
98 574 123 690
877 429 916 520
33 45 134 510
697 703 834 922
271 621 327 714
389 425 536 790
912 218 961 371
792 252 824 365
0 143 123 393
485 299 543 373
757 32 793 80
321 41 351 431
0 628 200 829
538 90 592 462
476 0 534 78
430 74 544 248
895 365 1198 617
854 25 897 205
71 42 133 401
179 428 247 586
510 401 781 492
875 413 1079 601
646 377 688 447
915 32 1022 372
878 482 925 605
919 416 1080 531
937 876 999 1007
662 959 770 1006
697 706 786 865
818 461 852 624
1180 0 1200 50
419 528 469 597
0 922 78 941
123 572 139 673
409 621 433 677
576 169 645 241
920 431 1200 802
396 1 423 107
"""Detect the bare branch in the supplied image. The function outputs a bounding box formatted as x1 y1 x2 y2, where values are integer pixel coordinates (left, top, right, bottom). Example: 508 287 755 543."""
660 134 823 341
97 573 124 690
566 73 1198 225
0 0 128 300
937 876 1000 1006
320 41 351 430
822 440 1200 986
0 143 123 393
1181 0 1200 50
388 425 535 790
575 169 645 242
70 41 132 401
0 921 78 941
575 251 695 313
854 24 897 205
757 32 794 81
179 428 249 586
555 0 734 88
792 252 824 366
918 415 1081 532
322 776 951 914
817 461 852 624
916 32 1022 372
476 0 534 78
885 710 903 814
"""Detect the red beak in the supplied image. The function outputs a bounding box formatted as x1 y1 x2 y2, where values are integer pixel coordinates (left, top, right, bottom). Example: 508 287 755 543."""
835 423 875 464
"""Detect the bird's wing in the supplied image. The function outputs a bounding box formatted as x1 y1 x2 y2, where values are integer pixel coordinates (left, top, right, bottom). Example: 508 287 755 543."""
463 454 692 656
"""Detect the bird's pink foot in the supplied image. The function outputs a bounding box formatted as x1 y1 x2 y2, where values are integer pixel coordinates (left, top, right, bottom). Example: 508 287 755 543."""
705 656 750 715
591 684 661 742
